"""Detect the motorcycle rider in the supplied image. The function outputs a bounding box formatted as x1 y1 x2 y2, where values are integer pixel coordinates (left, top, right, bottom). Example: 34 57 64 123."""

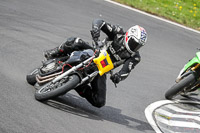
44 19 147 108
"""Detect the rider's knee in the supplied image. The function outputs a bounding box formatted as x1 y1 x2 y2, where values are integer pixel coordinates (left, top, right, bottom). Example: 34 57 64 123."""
64 37 76 46
61 37 77 54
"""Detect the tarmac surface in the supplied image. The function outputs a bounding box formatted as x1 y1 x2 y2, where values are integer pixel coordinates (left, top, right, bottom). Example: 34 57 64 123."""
0 0 200 133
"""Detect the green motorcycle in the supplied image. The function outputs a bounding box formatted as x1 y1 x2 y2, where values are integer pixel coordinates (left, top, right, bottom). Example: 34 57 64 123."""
165 50 200 100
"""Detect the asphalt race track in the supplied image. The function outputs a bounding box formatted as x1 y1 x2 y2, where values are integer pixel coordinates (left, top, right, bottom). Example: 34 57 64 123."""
0 0 199 133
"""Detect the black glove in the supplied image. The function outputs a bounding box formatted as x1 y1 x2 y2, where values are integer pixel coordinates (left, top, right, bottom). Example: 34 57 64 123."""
110 73 121 84
91 28 100 41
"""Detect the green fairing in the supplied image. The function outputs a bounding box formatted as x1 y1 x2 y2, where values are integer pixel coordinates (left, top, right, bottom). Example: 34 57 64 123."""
184 52 200 71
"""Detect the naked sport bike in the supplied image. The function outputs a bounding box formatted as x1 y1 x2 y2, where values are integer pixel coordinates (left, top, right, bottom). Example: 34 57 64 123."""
26 39 121 101
165 49 200 100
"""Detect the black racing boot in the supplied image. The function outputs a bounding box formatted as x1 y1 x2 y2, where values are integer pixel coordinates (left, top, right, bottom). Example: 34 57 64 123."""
44 47 63 60
75 85 92 98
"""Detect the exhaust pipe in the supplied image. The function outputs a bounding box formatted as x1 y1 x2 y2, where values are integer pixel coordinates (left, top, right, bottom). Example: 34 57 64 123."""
36 71 62 84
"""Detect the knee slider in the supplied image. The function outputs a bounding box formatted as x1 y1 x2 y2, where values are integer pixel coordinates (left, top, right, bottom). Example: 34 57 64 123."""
61 37 77 54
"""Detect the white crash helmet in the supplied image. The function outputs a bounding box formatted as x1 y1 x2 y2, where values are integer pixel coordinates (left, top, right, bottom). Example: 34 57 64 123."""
124 25 147 54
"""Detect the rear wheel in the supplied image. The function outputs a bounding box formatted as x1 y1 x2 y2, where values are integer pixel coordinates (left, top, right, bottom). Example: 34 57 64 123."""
165 73 196 100
35 74 80 101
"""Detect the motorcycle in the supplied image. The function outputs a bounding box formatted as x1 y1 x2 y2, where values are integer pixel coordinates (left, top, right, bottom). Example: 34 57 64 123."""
26 39 121 101
165 49 200 100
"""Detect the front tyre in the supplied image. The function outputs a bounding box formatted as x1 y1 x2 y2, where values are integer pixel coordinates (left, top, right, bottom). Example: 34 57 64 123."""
165 73 196 100
35 74 80 101
26 68 39 86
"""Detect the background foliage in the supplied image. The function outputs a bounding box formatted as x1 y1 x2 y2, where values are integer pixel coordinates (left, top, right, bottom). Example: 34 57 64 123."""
114 0 200 30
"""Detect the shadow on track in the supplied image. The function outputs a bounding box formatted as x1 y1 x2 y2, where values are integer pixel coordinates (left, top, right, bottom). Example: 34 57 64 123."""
43 93 153 132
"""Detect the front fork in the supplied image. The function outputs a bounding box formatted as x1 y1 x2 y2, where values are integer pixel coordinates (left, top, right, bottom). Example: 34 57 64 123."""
176 64 200 83
176 65 186 83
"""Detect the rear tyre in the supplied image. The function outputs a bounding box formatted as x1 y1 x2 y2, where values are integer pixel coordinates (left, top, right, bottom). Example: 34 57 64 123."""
35 74 80 101
165 73 196 100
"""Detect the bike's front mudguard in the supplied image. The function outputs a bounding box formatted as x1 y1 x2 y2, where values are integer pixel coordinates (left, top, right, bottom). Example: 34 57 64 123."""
184 54 200 72
176 52 200 82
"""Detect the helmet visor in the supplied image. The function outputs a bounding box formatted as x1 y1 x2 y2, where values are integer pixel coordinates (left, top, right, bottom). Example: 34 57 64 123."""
128 38 142 52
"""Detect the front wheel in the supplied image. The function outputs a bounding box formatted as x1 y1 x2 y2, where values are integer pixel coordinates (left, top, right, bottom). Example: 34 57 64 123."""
26 68 39 86
35 74 80 101
165 73 196 100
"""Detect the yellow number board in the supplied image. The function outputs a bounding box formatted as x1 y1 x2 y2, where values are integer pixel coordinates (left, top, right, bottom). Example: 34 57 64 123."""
93 50 114 76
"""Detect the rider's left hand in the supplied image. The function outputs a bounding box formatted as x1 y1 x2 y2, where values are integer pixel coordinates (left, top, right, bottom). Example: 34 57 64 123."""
91 28 100 41
110 73 121 84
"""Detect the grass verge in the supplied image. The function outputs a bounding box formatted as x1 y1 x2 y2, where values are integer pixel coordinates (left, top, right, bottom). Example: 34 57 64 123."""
114 0 200 31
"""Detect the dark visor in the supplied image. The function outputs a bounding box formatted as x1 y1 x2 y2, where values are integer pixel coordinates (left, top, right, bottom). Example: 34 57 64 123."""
128 38 142 52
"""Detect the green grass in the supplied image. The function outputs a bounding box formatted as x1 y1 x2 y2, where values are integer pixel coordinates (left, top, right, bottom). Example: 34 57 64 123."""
114 0 200 31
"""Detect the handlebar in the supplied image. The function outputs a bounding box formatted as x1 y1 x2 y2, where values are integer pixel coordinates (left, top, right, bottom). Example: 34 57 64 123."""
92 40 105 52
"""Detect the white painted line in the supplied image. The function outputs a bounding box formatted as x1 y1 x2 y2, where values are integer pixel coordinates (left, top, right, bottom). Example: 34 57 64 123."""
145 100 200 133
156 115 200 129
156 108 200 122
156 108 173 116
166 104 200 115
104 0 200 34
175 99 200 105
145 100 173 133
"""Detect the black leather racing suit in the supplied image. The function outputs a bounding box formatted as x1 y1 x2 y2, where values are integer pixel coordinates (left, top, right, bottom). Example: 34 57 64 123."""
60 19 141 108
